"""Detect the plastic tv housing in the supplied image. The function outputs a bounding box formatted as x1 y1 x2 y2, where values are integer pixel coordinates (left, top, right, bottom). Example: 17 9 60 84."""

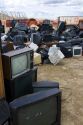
4 66 37 102
9 88 61 125
2 47 34 80
4 70 34 102
72 46 82 57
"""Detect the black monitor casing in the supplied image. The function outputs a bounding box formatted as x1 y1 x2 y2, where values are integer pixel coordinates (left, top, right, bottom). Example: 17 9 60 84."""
33 80 59 92
2 47 33 80
4 70 33 102
9 88 61 125
0 98 10 125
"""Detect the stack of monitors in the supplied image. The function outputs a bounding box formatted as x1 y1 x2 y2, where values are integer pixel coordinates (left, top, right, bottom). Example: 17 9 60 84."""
2 47 34 102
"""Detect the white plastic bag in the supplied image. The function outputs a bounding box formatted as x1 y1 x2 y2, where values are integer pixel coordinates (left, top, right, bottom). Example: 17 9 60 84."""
48 45 64 65
1 35 7 41
29 42 38 52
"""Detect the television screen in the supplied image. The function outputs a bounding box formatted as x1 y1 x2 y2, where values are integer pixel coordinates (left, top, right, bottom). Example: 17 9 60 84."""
73 46 82 57
9 88 61 125
2 47 33 80
11 53 30 78
74 49 81 55
17 97 57 125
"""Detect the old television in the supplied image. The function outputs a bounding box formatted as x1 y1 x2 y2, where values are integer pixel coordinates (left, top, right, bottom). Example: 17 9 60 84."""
0 98 10 125
32 66 38 82
9 88 61 125
4 69 34 102
2 47 34 80
72 46 82 57
33 81 59 92
30 33 41 45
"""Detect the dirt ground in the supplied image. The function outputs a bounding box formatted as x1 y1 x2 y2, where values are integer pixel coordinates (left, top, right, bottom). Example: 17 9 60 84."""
37 57 83 125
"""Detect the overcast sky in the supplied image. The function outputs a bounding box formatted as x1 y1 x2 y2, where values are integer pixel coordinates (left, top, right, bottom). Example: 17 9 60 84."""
0 0 83 19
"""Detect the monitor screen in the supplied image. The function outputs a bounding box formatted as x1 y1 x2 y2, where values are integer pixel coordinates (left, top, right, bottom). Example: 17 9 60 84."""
73 46 82 56
74 49 81 55
17 97 57 125
2 47 33 80
9 88 61 125
11 53 30 78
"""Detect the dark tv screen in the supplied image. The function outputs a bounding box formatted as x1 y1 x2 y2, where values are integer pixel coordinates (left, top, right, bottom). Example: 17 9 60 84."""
74 49 81 55
9 88 61 125
17 96 57 125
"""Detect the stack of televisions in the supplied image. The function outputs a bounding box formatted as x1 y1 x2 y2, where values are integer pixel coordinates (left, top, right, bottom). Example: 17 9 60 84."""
1 47 61 125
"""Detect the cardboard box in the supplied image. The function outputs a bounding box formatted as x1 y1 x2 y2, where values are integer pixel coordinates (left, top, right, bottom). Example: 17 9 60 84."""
34 53 41 65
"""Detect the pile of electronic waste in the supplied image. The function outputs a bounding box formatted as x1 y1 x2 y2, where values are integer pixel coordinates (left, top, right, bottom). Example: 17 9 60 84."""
1 19 83 65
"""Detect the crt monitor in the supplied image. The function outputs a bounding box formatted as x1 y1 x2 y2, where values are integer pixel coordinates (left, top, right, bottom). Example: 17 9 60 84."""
30 33 41 45
2 47 33 80
9 88 61 125
11 53 28 77
72 46 82 57
0 98 10 125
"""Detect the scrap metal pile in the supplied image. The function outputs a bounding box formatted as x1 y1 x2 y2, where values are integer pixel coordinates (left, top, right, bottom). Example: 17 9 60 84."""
1 19 83 64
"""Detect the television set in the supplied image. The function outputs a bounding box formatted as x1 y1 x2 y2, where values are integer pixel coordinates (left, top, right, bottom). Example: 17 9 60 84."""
2 47 34 80
33 80 59 92
4 70 34 102
30 33 41 45
9 88 61 125
0 98 10 125
72 46 82 57
32 66 38 82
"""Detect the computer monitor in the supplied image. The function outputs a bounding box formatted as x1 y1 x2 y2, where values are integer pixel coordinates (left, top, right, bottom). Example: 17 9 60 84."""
30 33 41 45
2 47 33 80
9 88 61 125
72 46 82 57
